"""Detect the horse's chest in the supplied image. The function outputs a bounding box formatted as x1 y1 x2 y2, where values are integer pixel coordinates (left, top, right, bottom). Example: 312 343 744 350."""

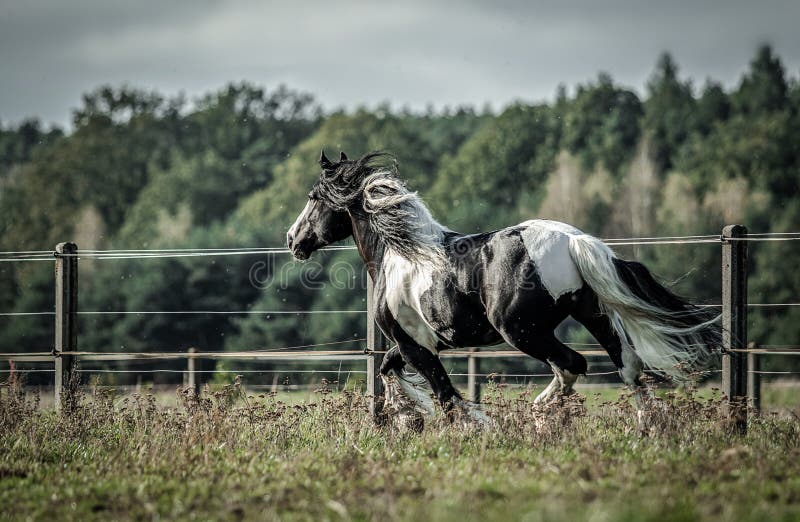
382 252 441 352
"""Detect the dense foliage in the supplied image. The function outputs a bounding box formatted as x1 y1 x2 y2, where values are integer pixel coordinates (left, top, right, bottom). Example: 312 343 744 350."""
1 47 798 381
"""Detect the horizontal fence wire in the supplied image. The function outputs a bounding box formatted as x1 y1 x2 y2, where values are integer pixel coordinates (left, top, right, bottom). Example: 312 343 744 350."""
699 303 800 308
0 368 617 379
727 237 800 242
5 343 800 361
1 231 799 262
0 339 370 360
0 367 55 371
448 370 621 378
73 369 367 375
0 310 367 317
0 245 357 262
0 369 733 378
6 303 800 317
602 234 720 242
601 239 721 246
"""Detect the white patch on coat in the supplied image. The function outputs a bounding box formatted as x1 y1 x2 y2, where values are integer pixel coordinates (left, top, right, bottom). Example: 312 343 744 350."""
287 200 313 240
382 249 441 352
519 219 584 300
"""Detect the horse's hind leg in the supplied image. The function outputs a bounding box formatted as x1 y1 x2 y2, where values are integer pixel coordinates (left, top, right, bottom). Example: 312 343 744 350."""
571 303 654 421
493 324 588 404
530 335 588 404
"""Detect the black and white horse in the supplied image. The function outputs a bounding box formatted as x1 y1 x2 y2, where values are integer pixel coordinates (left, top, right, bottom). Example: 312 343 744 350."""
287 151 720 423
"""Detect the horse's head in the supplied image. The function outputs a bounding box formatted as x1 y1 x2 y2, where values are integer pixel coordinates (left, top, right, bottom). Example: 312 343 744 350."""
287 150 354 260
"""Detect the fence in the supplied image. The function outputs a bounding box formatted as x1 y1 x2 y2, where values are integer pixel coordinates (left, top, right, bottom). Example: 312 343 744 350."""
2 226 800 432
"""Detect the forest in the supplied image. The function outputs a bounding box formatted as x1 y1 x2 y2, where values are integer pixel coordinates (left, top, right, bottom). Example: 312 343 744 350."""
1 46 798 380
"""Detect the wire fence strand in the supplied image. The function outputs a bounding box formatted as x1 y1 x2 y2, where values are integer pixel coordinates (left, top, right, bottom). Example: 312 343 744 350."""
0 310 368 317
6 303 800 317
2 232 800 263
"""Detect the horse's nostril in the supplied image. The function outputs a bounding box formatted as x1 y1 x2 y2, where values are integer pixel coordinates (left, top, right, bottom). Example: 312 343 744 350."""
287 231 294 248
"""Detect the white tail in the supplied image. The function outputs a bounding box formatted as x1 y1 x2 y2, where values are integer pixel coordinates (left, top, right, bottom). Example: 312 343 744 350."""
567 233 720 379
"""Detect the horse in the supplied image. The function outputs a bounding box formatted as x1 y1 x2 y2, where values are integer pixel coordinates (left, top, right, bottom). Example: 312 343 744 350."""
287 150 721 425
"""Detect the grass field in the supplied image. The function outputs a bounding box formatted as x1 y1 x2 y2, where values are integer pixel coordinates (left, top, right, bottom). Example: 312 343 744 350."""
1 379 799 521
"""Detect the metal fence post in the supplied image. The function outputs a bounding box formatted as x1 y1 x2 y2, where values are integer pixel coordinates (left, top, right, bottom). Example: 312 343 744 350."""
54 242 78 412
467 348 481 402
747 342 760 413
366 274 385 418
721 225 747 433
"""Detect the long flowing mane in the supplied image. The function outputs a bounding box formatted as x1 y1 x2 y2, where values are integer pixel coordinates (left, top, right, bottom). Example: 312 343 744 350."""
314 152 446 264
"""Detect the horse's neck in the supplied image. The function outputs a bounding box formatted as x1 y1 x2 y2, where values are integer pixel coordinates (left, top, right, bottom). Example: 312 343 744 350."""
348 208 450 278
349 212 385 279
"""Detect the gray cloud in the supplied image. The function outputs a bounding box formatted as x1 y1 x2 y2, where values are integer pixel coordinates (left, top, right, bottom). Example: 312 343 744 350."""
1 0 799 129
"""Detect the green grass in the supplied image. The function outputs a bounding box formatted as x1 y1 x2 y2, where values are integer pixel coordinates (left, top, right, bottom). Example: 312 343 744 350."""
1 381 799 521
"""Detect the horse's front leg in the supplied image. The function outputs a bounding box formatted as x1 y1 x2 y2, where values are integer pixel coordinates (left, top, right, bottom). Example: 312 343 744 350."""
395 340 491 427
376 339 450 429
395 341 461 409
379 345 404 377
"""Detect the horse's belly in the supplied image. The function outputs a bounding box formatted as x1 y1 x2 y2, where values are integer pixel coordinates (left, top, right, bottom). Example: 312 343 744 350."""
432 312 504 348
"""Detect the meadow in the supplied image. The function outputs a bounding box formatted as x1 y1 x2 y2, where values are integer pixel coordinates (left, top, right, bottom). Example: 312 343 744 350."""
1 379 799 521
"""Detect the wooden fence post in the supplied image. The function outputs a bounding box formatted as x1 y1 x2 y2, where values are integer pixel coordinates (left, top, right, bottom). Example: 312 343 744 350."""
54 242 78 412
467 348 481 402
747 342 760 413
366 274 385 418
721 225 747 433
187 347 200 396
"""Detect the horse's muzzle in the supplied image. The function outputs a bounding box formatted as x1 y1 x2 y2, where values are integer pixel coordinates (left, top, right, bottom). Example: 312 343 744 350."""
290 247 310 261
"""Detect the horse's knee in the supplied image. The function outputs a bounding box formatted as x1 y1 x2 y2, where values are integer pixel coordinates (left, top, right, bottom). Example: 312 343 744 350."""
397 343 432 369
569 352 588 376
395 344 460 406
551 349 588 376
379 346 404 376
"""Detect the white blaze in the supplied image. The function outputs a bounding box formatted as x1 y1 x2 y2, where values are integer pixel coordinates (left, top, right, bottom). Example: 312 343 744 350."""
287 200 313 242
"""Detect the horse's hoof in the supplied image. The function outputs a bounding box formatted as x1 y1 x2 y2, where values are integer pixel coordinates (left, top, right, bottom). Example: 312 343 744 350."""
394 411 425 433
380 374 431 432
448 397 494 429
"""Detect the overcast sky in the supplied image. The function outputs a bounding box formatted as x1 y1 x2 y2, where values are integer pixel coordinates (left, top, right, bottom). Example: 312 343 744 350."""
1 0 799 129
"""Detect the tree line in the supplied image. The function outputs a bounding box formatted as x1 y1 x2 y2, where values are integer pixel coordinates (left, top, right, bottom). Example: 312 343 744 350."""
1 46 798 382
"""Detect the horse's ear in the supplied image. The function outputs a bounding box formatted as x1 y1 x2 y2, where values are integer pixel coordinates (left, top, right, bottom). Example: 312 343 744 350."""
339 151 348 161
319 150 333 170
